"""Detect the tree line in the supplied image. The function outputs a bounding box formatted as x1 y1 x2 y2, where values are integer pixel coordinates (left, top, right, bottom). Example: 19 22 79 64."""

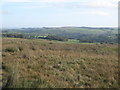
2 33 118 43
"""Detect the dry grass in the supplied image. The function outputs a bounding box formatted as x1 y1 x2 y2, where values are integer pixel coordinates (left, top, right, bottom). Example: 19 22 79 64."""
2 38 119 88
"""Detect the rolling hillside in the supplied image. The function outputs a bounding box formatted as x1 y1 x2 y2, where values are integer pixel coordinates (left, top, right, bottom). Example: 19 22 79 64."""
2 38 118 88
2 27 118 43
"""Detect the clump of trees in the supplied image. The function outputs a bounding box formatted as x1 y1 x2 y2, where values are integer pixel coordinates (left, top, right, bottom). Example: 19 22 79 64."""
2 33 117 43
2 33 35 39
3 33 68 41
79 34 118 43
38 35 68 41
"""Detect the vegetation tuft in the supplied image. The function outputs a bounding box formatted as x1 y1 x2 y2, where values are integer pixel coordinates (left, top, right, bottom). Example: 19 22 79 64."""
2 38 118 88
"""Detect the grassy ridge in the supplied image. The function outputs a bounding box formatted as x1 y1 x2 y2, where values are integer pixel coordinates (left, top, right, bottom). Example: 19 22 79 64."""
5 27 117 35
2 38 118 88
2 27 118 43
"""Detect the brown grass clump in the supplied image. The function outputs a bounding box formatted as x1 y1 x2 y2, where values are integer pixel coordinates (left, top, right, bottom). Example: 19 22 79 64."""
2 38 118 88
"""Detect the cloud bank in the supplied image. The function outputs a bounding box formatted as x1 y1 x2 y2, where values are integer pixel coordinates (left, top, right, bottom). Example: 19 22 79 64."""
2 0 118 9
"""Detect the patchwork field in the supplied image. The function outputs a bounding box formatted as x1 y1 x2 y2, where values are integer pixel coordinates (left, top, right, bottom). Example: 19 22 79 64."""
2 38 118 88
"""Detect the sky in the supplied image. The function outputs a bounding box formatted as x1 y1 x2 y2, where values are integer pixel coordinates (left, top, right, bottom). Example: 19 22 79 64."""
0 0 119 28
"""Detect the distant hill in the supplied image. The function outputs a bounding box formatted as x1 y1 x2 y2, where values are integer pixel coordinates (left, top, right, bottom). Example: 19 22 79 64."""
2 27 118 34
2 27 118 43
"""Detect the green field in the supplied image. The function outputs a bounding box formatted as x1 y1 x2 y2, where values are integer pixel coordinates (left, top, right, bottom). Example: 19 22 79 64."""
49 39 97 44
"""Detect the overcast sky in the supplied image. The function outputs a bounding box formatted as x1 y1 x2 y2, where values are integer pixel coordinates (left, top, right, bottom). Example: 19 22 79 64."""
1 0 119 28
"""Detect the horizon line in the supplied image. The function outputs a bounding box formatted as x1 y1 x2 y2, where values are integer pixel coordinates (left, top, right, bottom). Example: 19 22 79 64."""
2 26 118 29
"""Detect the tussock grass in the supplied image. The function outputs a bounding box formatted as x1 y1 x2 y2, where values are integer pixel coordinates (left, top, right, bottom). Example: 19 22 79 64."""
2 38 118 88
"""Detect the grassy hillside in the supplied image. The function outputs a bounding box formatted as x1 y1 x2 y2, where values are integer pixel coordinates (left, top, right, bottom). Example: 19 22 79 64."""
3 27 118 35
2 27 118 43
2 38 118 88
